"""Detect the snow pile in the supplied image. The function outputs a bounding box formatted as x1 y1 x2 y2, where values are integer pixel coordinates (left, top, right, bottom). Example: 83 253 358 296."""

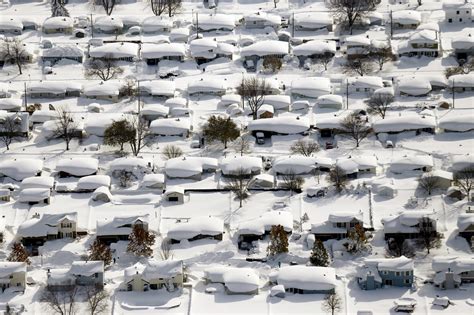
291 77 331 98
0 98 22 111
165 157 218 178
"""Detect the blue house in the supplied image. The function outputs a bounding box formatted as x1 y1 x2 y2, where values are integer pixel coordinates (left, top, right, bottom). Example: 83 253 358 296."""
358 256 414 290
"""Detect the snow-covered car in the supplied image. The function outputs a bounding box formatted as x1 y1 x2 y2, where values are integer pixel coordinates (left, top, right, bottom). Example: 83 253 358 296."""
256 132 265 145
385 140 394 148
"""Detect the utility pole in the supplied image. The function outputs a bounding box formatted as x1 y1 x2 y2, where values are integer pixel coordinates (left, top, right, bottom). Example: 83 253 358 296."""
137 80 141 114
196 12 199 39
346 79 349 109
291 12 295 38
90 13 94 38
23 82 27 111
452 78 455 108
390 10 393 39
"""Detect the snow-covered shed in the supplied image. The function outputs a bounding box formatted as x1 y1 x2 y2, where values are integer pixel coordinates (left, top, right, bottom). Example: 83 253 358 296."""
149 118 191 136
139 80 176 98
293 12 333 31
273 266 336 294
167 216 224 243
188 78 227 96
392 10 422 29
204 266 260 295
55 158 99 178
291 77 331 98
96 215 149 244
27 81 82 98
197 14 236 32
76 175 111 192
248 116 310 137
0 17 23 35
163 186 185 203
449 73 474 92
89 43 139 62
381 210 437 240
457 214 474 247
373 115 436 135
165 156 218 180
220 156 262 177
142 16 172 33
83 81 121 101
41 44 84 65
348 76 384 93
432 256 474 289
141 43 186 65
141 173 165 189
244 12 281 30
390 155 434 173
42 17 74 34
93 15 123 34
0 159 43 181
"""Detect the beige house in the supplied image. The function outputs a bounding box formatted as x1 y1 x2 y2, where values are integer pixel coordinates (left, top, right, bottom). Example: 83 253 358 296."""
163 187 185 203
0 262 27 293
123 260 183 292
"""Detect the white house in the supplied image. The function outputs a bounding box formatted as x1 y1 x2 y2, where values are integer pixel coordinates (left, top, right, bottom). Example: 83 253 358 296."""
0 159 43 181
397 76 432 96
449 73 474 92
248 116 310 137
398 30 440 58
76 175 111 192
188 78 227 96
432 256 474 289
83 81 122 101
271 266 336 294
291 77 331 98
348 76 384 94
390 155 434 173
0 17 23 35
293 40 337 67
27 81 82 98
317 95 343 110
42 17 74 34
96 215 149 244
139 80 176 98
382 211 437 240
244 12 281 30
42 44 84 65
0 262 27 293
149 118 191 136
344 35 371 59
123 260 183 292
443 1 472 24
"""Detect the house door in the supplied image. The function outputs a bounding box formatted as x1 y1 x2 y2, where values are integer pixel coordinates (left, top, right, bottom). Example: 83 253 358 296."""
384 279 392 286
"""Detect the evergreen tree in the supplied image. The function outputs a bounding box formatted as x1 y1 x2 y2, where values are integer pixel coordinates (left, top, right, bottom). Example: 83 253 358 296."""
345 224 369 254
7 242 31 265
127 225 155 257
309 239 330 267
88 239 113 266
51 0 70 17
202 115 240 149
267 225 289 257
103 119 135 151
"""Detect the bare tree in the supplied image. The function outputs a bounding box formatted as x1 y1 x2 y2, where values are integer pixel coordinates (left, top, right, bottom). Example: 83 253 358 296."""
128 116 150 156
417 217 441 254
85 55 124 81
263 56 283 73
454 167 474 197
445 58 473 78
386 237 415 258
232 136 251 156
328 166 348 193
342 58 374 76
0 38 30 74
162 144 183 160
327 0 381 34
100 0 116 15
322 292 342 315
369 46 396 71
119 79 138 98
149 0 181 16
53 106 79 151
85 287 109 315
340 113 372 148
317 53 334 71
159 238 174 260
365 93 394 119
290 139 319 156
279 170 305 195
226 168 252 207
150 0 166 16
166 0 181 17
418 174 442 196
236 77 272 120
41 286 78 315
0 116 21 150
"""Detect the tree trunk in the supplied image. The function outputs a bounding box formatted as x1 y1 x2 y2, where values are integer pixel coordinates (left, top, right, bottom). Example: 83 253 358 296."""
17 61 22 75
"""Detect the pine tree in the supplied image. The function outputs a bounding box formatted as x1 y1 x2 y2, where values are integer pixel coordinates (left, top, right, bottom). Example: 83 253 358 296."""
309 239 330 267
88 239 112 266
51 0 70 17
202 115 240 149
7 242 31 265
267 225 289 257
127 225 155 257
345 224 369 254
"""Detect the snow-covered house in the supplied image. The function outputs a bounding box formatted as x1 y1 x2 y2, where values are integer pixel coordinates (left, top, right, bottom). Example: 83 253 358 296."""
451 35 474 62
344 35 371 59
432 256 474 289
123 260 183 292
262 95 291 111
141 173 165 190
451 154 474 173
96 215 149 245
18 188 51 205
373 115 436 135
140 104 169 121
398 30 440 58
142 16 172 33
204 266 260 295
237 211 293 250
188 78 227 96
197 14 236 32
311 212 364 241
241 40 288 71
149 118 191 136
449 73 474 92
348 76 384 94
139 80 176 98
272 266 336 294
358 256 414 290
220 156 262 177
390 155 434 173
244 12 281 30
443 1 472 24
47 261 104 290
0 159 43 181
248 116 310 138
397 76 432 96
0 18 23 35
56 158 99 178
93 16 123 34
317 95 343 110
18 213 80 255
293 12 333 31
167 216 224 244
189 39 234 64
0 98 22 112
381 211 437 240
141 43 186 65
76 175 111 192
293 40 336 67
165 157 218 180
291 77 331 98
273 156 318 175
89 42 139 62
163 186 185 203
457 214 474 247
392 10 421 29
0 262 27 293
42 17 74 34
27 81 82 98
41 44 84 65
0 111 29 137
21 176 55 190
421 170 453 190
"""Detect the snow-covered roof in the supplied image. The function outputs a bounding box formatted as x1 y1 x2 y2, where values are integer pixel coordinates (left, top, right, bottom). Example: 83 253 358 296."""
149 118 191 136
30 110 59 124
449 73 474 88
141 43 186 59
432 256 474 274
373 115 436 133
164 186 185 196
165 97 187 108
0 262 27 277
248 116 310 134
345 35 371 47
77 175 111 191
0 159 43 181
140 104 170 117
245 12 281 26
83 81 121 97
439 110 474 132
190 38 218 58
94 15 123 31
0 17 23 31
42 16 73 29
219 94 241 106
451 35 474 50
18 212 76 237
366 256 414 272
21 176 54 190
457 213 474 232
70 261 104 276
142 16 172 32
142 260 182 281
348 76 384 90
141 173 165 187
220 156 262 175
276 266 336 291
294 12 332 28
165 156 218 178
27 81 82 94
89 42 139 59
262 95 291 109
397 76 432 96
222 268 259 293
42 45 83 58
167 216 224 240
273 156 317 174
291 77 331 98
188 78 227 94
56 158 99 177
408 30 438 44
392 10 422 24
109 157 151 172
317 94 343 106
84 113 130 136
293 40 336 56
97 214 149 236
0 98 22 111
452 154 474 172
241 40 289 57
18 188 50 203
382 210 435 234
198 14 236 31
443 1 472 9
390 155 434 173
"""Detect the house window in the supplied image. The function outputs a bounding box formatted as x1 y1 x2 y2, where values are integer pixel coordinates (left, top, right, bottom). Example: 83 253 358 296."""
61 222 72 228
405 271 410 276
395 272 401 276
460 19 463 22
17 283 21 286
127 284 132 291
382 271 388 275
150 284 158 290
404 279 411 284
95 273 99 278
168 196 179 202
456 11 460 14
